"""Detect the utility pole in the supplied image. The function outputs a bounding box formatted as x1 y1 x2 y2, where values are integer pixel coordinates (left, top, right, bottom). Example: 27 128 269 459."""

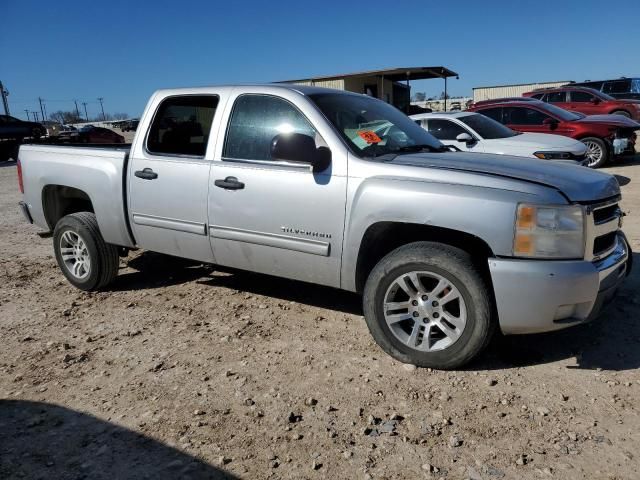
97 97 105 121
74 100 80 120
1 81 10 115
82 102 89 121
33 111 39 122
24 109 30 121
38 97 46 123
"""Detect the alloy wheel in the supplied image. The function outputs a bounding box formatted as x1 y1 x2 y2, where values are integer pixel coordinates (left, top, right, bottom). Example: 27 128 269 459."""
383 271 467 352
59 230 91 280
584 140 604 167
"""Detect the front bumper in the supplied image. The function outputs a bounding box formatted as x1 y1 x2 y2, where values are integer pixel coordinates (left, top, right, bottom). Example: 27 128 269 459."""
489 233 630 335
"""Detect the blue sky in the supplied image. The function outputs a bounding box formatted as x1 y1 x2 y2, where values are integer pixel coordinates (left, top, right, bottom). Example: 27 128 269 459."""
2 0 639 120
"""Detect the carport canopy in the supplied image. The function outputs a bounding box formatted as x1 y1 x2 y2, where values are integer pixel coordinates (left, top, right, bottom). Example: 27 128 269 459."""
279 66 458 83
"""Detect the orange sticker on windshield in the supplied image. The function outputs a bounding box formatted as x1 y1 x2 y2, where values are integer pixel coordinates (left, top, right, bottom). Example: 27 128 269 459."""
357 130 382 144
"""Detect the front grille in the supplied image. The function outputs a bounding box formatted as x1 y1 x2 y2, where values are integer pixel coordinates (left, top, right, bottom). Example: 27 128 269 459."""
593 204 620 224
586 199 621 261
593 231 617 256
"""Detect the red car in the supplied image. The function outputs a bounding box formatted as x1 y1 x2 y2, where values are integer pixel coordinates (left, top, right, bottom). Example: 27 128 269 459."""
523 86 640 121
468 99 640 168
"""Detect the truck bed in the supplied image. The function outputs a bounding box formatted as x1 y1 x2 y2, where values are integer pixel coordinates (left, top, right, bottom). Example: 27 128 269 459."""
19 144 135 248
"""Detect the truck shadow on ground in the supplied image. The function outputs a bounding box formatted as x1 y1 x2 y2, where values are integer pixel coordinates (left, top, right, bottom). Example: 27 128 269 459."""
107 251 215 291
111 251 363 315
0 400 239 480
115 251 639 371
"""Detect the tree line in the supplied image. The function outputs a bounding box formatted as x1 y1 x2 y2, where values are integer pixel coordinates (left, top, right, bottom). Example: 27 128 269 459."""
46 111 130 124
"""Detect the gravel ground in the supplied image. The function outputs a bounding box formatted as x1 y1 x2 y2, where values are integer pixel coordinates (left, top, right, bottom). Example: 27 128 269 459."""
1 156 639 480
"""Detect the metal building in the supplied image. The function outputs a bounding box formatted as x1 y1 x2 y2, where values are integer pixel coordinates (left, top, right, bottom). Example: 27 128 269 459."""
472 80 572 102
278 66 458 112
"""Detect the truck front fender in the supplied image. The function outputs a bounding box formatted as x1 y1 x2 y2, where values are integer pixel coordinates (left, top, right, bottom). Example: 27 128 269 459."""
340 177 553 292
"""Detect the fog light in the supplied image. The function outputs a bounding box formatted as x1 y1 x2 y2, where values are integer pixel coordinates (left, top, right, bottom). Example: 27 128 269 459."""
553 304 577 321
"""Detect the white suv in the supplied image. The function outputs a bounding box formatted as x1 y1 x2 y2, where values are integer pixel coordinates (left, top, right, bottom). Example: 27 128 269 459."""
411 111 587 162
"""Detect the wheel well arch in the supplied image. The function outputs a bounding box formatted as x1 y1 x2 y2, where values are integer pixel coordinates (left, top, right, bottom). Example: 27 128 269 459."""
608 109 631 116
575 135 610 147
42 185 94 230
354 222 494 293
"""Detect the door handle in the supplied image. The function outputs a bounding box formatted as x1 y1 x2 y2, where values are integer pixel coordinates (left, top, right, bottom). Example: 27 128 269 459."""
214 176 245 190
134 168 158 180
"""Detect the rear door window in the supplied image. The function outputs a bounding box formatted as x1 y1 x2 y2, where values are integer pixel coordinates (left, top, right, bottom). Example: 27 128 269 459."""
603 80 631 95
477 107 503 122
425 119 468 140
503 107 549 125
570 91 595 103
147 95 219 157
546 91 567 103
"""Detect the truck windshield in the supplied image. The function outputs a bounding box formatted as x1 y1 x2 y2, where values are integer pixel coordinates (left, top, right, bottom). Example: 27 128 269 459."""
458 113 519 139
308 93 445 157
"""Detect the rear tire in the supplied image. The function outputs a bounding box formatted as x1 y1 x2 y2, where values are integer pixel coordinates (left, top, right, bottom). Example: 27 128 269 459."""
581 137 609 168
363 242 495 369
53 212 119 291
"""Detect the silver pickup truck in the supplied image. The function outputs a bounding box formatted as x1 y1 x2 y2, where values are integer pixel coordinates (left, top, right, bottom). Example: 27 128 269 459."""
17 84 632 368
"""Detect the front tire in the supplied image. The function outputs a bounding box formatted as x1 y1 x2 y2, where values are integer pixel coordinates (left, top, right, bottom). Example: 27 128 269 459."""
363 242 494 369
53 212 119 291
581 137 609 168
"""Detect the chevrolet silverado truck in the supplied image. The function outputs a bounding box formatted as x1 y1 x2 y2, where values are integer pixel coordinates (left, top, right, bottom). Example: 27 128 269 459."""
17 85 632 369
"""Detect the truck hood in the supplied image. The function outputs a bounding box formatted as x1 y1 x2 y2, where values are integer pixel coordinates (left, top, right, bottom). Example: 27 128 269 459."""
387 151 620 202
577 114 640 128
489 132 585 151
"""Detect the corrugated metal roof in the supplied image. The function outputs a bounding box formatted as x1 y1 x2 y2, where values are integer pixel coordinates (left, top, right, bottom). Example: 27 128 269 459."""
472 81 571 102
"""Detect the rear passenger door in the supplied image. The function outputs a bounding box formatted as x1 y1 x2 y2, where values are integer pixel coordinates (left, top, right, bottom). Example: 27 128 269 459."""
128 95 219 262
208 92 347 288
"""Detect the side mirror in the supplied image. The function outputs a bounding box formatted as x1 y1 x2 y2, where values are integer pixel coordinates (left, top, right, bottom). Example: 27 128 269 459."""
456 132 474 144
590 97 600 104
270 133 331 173
542 118 558 129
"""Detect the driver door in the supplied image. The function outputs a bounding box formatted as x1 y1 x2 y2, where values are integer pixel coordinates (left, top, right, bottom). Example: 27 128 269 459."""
208 92 347 287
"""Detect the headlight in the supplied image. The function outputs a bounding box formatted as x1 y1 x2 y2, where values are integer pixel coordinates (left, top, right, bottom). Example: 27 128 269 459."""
513 204 584 259
533 151 572 160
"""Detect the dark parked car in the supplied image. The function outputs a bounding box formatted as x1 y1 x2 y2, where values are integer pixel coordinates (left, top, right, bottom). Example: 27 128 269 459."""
0 115 46 140
120 119 139 132
523 86 640 120
59 125 125 144
571 77 640 101
468 99 640 168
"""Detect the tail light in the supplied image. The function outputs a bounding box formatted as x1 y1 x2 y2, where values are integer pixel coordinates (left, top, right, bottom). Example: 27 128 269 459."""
17 157 24 194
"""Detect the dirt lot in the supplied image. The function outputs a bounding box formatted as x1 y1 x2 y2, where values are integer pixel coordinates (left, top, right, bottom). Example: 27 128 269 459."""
1 156 639 480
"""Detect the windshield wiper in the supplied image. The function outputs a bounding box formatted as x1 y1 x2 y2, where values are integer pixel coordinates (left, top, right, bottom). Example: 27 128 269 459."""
394 144 451 154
